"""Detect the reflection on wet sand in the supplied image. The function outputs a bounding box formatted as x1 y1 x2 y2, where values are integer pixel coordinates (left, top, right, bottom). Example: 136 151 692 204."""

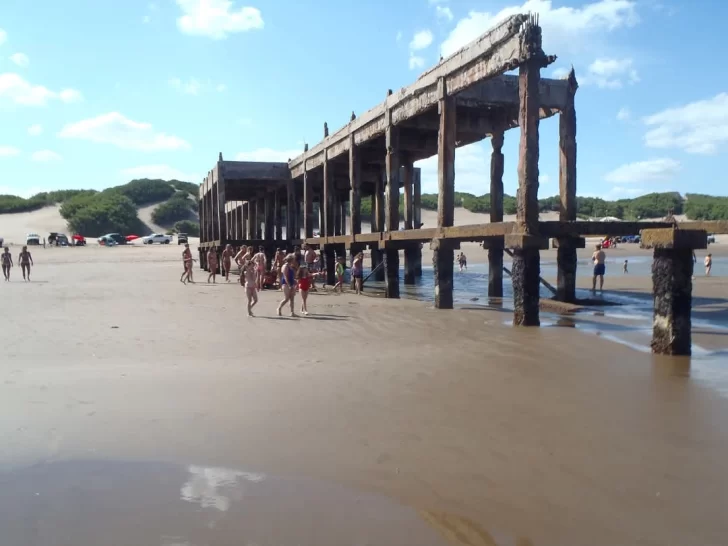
0 460 466 546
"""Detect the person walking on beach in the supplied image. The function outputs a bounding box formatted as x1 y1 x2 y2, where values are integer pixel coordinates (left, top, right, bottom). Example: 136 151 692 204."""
458 252 467 272
207 247 219 284
1 246 13 281
234 245 247 278
592 244 606 292
705 254 712 276
242 259 258 317
180 243 195 284
276 254 297 317
221 244 233 283
253 246 267 291
333 255 346 293
18 245 33 281
623 259 628 274
303 244 318 291
297 264 312 315
351 252 364 295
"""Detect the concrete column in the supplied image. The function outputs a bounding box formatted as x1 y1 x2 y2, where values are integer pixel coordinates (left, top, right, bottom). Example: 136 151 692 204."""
372 172 385 282
412 168 423 277
511 52 544 326
198 187 205 244
303 169 314 238
488 131 505 299
556 68 579 303
340 200 347 236
264 195 274 241
242 202 248 240
384 121 400 298
323 156 333 237
403 161 416 285
643 229 707 356
333 193 342 236
434 77 456 309
274 191 282 241
349 137 361 236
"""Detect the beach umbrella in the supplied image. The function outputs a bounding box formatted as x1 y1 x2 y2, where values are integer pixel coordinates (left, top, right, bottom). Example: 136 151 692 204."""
125 235 140 241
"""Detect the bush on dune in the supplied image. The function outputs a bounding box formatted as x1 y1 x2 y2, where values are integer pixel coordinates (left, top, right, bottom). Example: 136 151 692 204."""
65 193 140 236
0 189 96 214
173 220 200 237
151 192 196 226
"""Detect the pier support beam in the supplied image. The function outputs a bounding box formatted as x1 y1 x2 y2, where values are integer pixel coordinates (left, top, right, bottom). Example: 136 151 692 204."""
349 137 362 237
255 199 263 239
403 160 416 285
384 122 401 299
264 195 273 241
372 174 385 282
512 53 543 325
435 77 456 309
556 68 579 303
489 131 505 299
303 170 313 238
274 192 283 241
412 168 423 278
642 229 707 356
286 179 295 241
242 202 248 240
323 156 333 239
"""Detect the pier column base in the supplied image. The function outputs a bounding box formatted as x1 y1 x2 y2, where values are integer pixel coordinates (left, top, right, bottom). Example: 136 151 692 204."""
506 234 548 326
371 247 385 282
199 248 207 271
432 238 454 309
384 247 400 298
404 243 418 285
554 236 585 303
324 245 336 286
642 228 707 356
483 237 504 298
413 245 423 278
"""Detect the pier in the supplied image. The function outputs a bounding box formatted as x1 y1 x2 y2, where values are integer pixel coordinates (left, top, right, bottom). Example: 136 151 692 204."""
197 13 727 356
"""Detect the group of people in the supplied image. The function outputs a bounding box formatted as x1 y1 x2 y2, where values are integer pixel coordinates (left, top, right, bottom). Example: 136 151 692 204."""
179 242 365 317
1 246 34 282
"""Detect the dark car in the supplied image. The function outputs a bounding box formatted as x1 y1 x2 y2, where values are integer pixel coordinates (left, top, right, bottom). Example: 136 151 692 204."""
177 233 189 245
98 233 126 245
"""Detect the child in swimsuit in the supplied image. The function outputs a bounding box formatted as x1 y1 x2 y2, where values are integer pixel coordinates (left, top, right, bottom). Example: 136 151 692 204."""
1 246 13 281
276 254 297 317
297 264 312 315
333 256 346 293
18 245 33 281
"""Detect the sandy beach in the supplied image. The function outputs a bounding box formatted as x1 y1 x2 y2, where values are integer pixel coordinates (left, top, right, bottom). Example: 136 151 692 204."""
1 240 727 546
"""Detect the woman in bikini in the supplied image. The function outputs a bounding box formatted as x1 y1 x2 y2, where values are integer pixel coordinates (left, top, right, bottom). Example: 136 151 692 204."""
297 264 312 315
207 247 219 284
351 252 364 295
276 254 297 317
180 243 195 284
253 246 267 291
1 246 13 281
221 244 234 283
242 258 259 317
234 245 248 283
18 245 34 281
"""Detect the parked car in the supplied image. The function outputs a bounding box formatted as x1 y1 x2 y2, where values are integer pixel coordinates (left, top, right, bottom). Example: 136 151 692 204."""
177 233 189 245
26 233 41 245
143 233 172 245
707 233 716 244
72 234 87 246
98 233 126 245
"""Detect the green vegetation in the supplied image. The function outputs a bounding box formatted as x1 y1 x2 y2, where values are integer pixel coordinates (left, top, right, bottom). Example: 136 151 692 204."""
63 193 143 236
173 220 200 237
151 191 196 226
106 179 177 206
0 190 97 214
684 194 728 220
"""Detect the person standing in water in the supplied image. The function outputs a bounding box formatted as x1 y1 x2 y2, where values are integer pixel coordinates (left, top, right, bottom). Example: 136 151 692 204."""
297 264 312 315
207 247 219 284
242 259 258 317
253 246 267 291
623 259 628 274
276 254 297 317
592 244 606 292
351 252 364 295
1 246 13 281
221 244 233 283
18 246 33 281
180 243 195 284
705 253 712 276
458 252 467 272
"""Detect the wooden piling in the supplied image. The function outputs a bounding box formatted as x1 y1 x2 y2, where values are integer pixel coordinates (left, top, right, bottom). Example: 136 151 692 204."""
435 77 456 309
303 168 314 238
372 172 385 282
556 68 579 303
349 136 361 236
384 119 401 299
489 131 505 299
403 161 416 285
412 168 423 277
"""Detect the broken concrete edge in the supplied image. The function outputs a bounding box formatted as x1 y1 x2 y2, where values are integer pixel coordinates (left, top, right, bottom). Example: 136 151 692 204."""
481 236 505 250
551 236 586 249
429 238 461 251
504 233 549 250
640 228 707 250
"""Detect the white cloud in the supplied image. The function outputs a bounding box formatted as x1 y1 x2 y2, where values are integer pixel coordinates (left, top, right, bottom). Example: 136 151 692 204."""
415 142 492 194
0 73 83 107
59 112 191 152
235 148 301 162
616 107 630 121
31 150 62 162
10 53 29 67
583 57 639 89
0 28 6 45
27 124 43 136
175 0 263 39
410 30 434 51
643 93 728 155
216 83 227 92
551 66 570 78
396 31 403 42
436 6 454 21
603 158 680 183
142 15 151 23
121 164 200 182
440 0 638 57
409 55 425 70
0 146 21 158
169 77 202 95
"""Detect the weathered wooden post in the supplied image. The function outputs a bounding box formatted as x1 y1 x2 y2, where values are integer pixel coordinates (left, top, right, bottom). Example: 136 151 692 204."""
412 168 423 277
242 202 248 240
273 191 281 241
506 21 549 326
249 199 258 240
403 161 416 285
555 68 582 303
487 131 505 299
372 172 386 281
339 200 347 236
333 193 342 236
349 136 361 237
434 77 456 309
323 152 336 285
384 111 401 299
641 229 706 356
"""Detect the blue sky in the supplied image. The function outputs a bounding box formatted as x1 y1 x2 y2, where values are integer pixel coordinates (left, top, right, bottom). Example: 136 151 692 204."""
1 0 727 200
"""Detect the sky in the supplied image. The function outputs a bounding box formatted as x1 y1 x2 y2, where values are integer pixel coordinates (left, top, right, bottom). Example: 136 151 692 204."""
1 0 727 201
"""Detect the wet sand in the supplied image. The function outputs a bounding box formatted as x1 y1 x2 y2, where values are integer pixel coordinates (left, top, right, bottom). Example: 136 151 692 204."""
2 244 728 545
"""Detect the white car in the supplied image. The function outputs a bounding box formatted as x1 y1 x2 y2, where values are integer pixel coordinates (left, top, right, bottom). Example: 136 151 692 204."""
26 233 41 245
143 233 172 245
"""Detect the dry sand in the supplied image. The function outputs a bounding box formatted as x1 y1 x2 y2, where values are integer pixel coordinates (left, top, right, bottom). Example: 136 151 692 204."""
1 243 728 545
